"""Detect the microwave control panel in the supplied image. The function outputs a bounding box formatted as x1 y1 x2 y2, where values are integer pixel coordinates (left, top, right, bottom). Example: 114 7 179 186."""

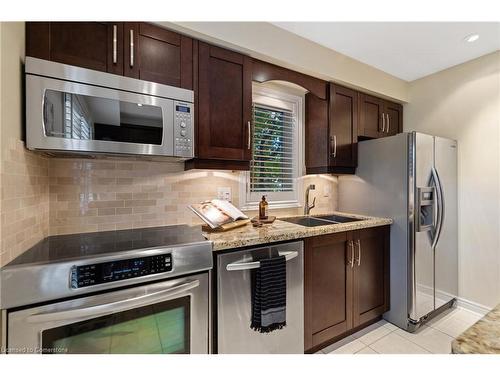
174 101 194 158
70 254 173 289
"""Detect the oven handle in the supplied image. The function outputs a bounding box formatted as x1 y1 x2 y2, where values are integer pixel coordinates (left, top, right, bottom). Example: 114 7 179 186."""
26 279 200 324
226 251 298 271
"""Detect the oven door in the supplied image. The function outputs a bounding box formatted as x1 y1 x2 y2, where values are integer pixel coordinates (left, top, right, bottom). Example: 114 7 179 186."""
26 74 176 157
7 273 209 354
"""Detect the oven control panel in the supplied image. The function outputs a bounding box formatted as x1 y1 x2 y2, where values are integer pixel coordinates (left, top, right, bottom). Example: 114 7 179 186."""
70 254 172 289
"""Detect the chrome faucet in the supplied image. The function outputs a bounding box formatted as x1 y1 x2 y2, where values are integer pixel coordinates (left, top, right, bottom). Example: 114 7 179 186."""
304 184 316 215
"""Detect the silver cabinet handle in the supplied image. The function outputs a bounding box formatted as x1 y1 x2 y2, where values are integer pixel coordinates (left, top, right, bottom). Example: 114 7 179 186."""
129 29 134 68
247 121 251 149
347 241 354 268
331 134 337 158
356 239 361 266
381 113 385 133
26 280 199 323
112 25 117 64
386 113 390 133
226 251 298 271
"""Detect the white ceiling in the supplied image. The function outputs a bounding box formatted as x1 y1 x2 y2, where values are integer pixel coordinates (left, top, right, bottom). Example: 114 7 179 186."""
272 22 500 81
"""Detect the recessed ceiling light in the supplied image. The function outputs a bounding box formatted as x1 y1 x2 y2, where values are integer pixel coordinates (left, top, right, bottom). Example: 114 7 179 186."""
137 103 143 107
464 34 479 43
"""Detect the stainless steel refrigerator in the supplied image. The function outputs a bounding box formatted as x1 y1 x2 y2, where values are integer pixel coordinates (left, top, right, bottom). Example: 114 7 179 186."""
338 132 458 331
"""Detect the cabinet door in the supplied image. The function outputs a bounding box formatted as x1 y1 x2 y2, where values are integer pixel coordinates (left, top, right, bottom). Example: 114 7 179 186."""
123 23 193 89
329 84 358 168
26 22 124 75
197 42 252 161
305 93 329 173
384 100 403 136
359 94 385 138
304 233 353 352
352 226 390 327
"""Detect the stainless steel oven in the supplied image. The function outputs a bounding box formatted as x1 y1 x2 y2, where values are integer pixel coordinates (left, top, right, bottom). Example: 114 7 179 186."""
7 274 208 354
25 57 194 159
1 225 212 354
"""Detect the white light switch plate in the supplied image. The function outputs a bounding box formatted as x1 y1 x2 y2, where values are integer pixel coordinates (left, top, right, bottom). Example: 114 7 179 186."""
217 187 232 201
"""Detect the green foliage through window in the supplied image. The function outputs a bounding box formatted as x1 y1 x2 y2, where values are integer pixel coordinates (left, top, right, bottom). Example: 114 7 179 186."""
250 104 295 193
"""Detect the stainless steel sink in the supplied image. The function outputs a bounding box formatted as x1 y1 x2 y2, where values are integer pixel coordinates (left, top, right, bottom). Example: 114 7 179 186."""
312 214 363 223
280 217 334 227
280 214 363 227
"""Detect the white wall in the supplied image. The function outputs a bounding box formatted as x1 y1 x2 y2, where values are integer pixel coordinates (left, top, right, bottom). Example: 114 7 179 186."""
404 51 500 309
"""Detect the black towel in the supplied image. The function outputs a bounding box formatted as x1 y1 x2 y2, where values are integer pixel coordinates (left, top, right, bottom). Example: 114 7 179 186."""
250 255 287 333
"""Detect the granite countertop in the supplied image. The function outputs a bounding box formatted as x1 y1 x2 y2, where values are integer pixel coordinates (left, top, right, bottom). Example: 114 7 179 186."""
203 211 393 251
452 304 500 354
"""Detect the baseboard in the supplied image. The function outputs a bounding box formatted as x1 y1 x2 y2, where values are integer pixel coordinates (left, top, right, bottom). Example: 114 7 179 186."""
415 283 491 316
455 297 491 316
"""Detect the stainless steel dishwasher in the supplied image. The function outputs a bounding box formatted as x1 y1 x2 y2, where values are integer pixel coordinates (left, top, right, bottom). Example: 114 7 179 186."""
216 241 304 354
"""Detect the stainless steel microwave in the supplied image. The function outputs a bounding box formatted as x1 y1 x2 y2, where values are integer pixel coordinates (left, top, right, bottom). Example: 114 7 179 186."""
25 57 194 159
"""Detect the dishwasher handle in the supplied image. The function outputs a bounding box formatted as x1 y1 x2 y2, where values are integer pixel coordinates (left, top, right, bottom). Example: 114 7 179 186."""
226 251 298 271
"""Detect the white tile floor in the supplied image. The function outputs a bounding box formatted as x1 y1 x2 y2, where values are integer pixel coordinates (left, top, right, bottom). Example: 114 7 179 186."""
317 307 483 354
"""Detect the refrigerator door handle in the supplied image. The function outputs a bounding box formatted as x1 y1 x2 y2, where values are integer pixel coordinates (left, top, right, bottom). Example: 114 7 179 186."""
431 166 444 249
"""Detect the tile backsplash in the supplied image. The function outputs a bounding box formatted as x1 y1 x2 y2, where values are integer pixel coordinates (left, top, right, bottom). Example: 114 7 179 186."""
0 140 49 265
0 151 337 266
48 157 338 236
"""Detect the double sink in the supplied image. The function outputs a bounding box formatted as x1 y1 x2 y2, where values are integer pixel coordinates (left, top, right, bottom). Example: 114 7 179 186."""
280 214 362 227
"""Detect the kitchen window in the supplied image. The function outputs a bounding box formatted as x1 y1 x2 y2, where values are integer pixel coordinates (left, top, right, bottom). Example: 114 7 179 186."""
240 84 303 210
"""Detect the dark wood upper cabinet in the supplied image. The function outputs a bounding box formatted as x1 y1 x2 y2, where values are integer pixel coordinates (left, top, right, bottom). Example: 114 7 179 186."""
26 22 124 75
384 100 403 136
329 84 358 169
123 23 193 89
304 232 353 352
359 93 385 138
304 226 390 353
26 22 193 89
305 93 329 173
195 42 252 162
305 83 357 175
359 94 403 139
26 22 403 169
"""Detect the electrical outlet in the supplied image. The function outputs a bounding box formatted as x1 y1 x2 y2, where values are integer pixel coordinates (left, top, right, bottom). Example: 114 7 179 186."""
217 187 232 202
323 185 331 197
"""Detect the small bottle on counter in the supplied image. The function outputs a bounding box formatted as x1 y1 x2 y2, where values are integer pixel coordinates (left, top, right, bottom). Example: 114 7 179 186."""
258 195 268 220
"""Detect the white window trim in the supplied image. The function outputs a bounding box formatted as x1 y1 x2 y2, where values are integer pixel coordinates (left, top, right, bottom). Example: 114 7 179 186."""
239 83 304 211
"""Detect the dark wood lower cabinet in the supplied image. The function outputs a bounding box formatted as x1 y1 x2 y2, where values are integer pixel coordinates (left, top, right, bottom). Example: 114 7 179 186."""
304 225 390 353
352 226 390 327
304 232 353 351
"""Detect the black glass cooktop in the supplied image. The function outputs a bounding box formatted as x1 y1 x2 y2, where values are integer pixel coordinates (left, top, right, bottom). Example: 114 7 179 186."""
7 225 208 266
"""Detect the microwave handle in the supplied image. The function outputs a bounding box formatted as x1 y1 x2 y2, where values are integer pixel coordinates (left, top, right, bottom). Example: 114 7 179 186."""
26 279 199 324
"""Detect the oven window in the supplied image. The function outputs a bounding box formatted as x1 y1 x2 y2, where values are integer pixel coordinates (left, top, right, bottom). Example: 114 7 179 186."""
41 297 190 354
43 89 163 145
